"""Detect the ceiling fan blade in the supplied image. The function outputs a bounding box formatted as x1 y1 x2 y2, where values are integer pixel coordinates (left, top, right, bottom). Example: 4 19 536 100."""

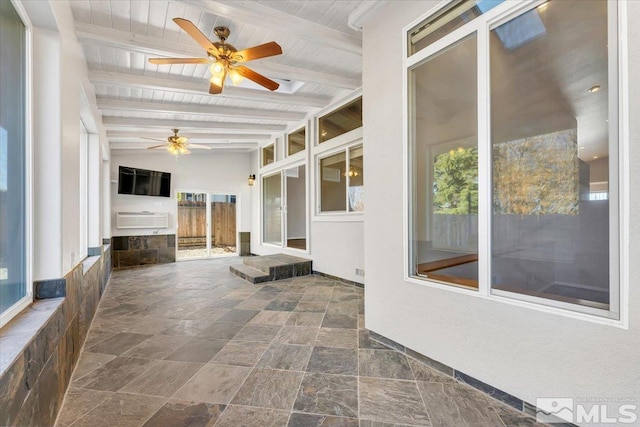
141 137 166 142
234 66 280 91
147 144 168 150
149 57 210 65
173 18 219 57
186 143 212 150
233 41 282 62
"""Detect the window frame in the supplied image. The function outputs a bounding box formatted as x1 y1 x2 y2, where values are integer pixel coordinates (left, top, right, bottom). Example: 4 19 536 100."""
316 95 363 147
286 125 306 157
79 120 88 260
260 169 284 248
0 0 33 328
315 140 364 217
402 0 629 326
262 142 276 167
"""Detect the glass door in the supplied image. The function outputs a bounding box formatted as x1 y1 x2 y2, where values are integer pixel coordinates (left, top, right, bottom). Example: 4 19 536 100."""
285 165 306 250
177 192 208 259
263 172 282 245
177 191 238 259
209 194 237 256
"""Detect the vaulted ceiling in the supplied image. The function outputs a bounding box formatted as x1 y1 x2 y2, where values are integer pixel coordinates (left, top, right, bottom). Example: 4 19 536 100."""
70 0 382 154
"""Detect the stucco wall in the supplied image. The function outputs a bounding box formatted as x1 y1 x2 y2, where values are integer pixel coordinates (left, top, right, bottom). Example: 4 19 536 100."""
363 0 639 408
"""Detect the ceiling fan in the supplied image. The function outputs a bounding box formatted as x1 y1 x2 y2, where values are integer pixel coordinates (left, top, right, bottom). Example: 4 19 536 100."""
149 18 283 94
145 129 212 157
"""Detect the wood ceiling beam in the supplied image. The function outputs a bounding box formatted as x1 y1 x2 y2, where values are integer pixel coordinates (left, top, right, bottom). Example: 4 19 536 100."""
89 70 329 108
107 131 271 140
96 97 306 121
184 0 362 55
110 142 258 151
75 23 360 89
102 117 286 132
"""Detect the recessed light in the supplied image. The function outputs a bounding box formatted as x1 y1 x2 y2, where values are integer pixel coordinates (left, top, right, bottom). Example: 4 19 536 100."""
593 155 599 159
580 146 585 149
588 85 601 93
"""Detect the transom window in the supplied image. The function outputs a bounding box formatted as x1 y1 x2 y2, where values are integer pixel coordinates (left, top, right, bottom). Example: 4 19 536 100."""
318 97 362 144
262 143 275 167
407 0 619 318
287 126 305 156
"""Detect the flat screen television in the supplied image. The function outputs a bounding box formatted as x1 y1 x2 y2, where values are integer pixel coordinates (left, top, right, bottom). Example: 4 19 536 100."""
118 166 171 197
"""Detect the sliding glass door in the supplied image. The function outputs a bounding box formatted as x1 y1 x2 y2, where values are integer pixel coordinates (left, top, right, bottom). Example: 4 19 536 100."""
262 165 307 250
285 165 306 250
263 173 282 246
177 191 237 259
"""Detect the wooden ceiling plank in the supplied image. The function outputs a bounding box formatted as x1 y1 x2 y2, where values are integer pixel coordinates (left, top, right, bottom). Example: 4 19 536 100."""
102 116 287 132
75 22 360 89
184 0 361 55
88 69 330 107
110 142 259 151
107 131 271 140
96 97 306 121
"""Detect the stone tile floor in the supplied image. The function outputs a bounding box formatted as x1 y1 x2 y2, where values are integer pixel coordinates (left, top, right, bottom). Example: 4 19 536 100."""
177 247 237 259
55 257 543 427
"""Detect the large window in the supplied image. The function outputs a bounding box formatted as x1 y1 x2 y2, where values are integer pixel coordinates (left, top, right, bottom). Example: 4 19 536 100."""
0 0 28 323
408 0 619 318
318 144 364 213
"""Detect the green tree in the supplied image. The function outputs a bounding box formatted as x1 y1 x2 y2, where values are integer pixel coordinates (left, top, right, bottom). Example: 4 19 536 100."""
433 147 478 214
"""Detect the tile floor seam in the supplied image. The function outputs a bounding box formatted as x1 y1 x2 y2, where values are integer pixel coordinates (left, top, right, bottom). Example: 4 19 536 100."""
414 374 435 427
129 395 171 427
357 340 361 421
53 389 115 427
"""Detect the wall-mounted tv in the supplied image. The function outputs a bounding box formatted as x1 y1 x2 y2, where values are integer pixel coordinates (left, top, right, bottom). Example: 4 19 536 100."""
118 166 171 197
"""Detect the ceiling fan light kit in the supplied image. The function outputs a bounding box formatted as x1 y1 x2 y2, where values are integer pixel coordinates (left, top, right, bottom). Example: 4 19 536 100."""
149 19 283 95
145 129 212 158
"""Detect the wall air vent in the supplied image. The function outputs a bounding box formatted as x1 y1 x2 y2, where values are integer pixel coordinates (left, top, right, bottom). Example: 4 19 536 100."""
116 212 168 229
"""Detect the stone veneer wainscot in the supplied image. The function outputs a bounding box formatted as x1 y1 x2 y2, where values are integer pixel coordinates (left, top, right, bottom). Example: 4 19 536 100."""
112 234 176 268
0 244 112 426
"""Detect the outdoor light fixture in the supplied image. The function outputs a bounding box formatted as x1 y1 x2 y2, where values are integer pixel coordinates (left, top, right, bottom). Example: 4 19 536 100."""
248 174 256 186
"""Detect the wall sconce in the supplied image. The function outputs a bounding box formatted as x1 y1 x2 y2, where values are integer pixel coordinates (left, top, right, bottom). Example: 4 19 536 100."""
248 174 256 186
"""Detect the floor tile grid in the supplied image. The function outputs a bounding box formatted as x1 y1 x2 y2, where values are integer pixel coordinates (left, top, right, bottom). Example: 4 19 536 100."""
224 278 355 424
56 261 542 427
284 284 345 426
57 265 235 426
60 280 176 427
79 282 322 426
404 347 519 427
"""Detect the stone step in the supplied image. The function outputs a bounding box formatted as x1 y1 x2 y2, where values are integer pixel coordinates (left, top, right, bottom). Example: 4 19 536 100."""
229 264 272 284
230 254 313 284
243 254 312 276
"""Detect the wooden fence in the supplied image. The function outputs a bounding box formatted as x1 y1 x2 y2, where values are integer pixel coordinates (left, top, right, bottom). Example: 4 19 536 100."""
177 201 236 246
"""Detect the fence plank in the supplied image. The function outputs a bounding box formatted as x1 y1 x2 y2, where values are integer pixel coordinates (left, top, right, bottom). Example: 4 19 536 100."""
178 201 236 246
